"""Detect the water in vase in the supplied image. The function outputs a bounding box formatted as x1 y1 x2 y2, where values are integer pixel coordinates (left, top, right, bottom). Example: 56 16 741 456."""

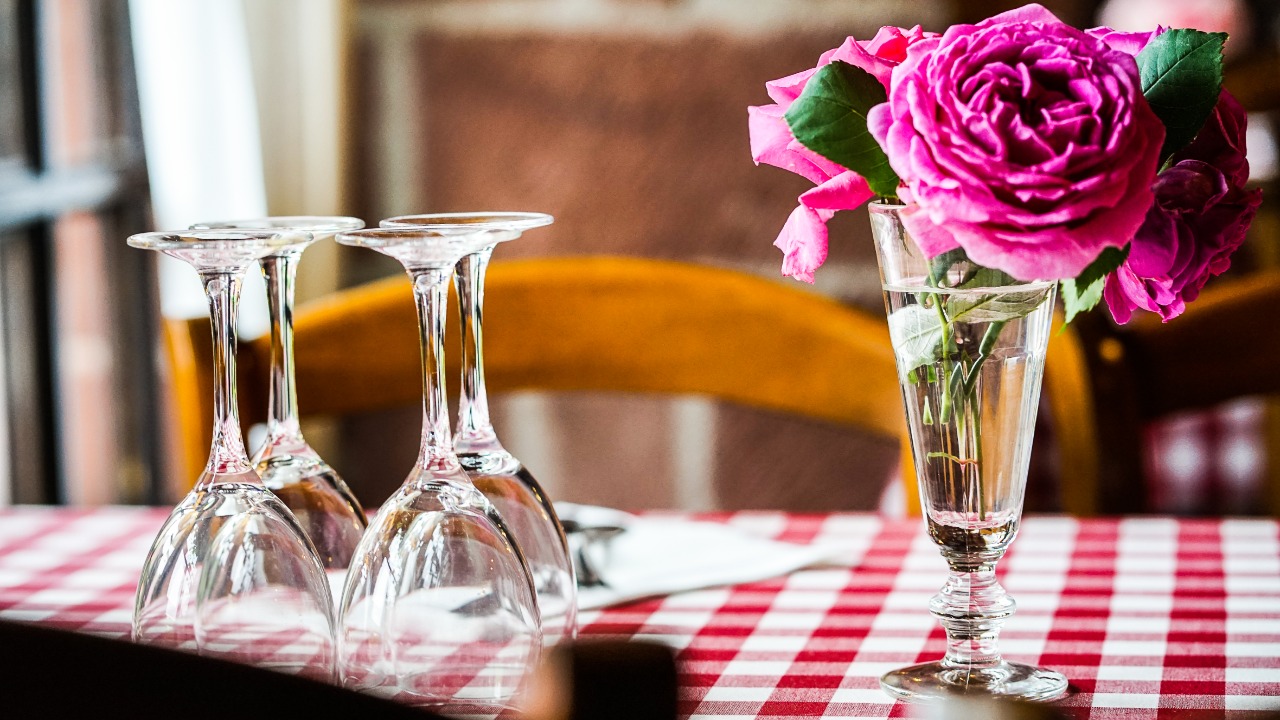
883 281 1054 565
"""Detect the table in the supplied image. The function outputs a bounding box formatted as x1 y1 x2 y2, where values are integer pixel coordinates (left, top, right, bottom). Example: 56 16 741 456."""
1 507 1278 718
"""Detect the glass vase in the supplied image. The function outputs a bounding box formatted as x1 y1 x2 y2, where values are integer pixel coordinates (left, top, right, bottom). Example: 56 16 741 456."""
869 203 1068 702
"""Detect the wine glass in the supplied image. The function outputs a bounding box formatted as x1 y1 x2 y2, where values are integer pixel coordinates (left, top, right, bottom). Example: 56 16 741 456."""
382 212 576 645
191 217 368 593
335 227 541 713
129 229 335 681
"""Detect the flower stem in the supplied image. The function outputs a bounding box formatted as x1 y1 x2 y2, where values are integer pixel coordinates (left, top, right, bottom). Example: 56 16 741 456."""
932 296 953 423
971 392 985 521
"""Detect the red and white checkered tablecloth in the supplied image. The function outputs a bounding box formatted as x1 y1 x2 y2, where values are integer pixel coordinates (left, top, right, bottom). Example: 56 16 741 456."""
1 507 1278 719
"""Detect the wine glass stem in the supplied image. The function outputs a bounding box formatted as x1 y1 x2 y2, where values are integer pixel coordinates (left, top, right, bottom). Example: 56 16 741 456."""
410 267 456 469
455 246 500 452
262 253 302 439
201 270 252 478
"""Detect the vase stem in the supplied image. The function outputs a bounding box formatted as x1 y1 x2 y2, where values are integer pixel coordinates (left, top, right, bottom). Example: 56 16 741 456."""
931 567 1015 668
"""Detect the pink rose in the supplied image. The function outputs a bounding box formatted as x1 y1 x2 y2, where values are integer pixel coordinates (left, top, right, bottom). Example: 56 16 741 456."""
748 25 936 282
1104 91 1262 323
867 4 1165 281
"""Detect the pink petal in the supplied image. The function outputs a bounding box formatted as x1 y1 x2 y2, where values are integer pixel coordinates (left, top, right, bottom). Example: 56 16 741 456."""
899 203 961 259
1084 26 1163 56
863 26 918 61
1102 273 1135 324
864 26 908 58
773 205 834 283
765 68 816 105
979 3 1063 26
748 105 831 185
867 102 893 154
799 170 874 212
789 138 848 181
826 36 895 88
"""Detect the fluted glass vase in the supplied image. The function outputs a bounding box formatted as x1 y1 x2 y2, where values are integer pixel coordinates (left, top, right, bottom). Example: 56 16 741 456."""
869 203 1067 702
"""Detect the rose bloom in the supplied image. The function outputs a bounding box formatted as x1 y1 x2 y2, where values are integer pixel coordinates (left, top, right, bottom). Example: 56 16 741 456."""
748 25 936 282
867 3 1165 281
1104 91 1263 323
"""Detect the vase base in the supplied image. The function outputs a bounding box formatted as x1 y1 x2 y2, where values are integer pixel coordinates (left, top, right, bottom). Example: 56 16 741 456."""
880 660 1068 703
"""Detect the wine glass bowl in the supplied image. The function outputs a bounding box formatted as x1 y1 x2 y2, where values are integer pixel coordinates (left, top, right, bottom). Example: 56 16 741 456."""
190 216 367 581
342 475 541 709
128 230 336 679
381 212 577 645
191 490 337 682
334 227 541 711
462 451 577 645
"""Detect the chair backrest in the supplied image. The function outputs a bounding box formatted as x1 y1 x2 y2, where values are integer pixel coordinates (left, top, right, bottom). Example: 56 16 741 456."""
167 256 916 509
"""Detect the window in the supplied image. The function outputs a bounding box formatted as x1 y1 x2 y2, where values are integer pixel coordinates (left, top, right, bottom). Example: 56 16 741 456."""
0 0 157 504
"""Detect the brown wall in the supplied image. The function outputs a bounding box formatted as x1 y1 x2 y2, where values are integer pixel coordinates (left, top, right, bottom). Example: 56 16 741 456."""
331 0 942 511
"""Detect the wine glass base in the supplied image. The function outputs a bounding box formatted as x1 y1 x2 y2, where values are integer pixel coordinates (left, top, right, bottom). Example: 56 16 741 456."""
880 660 1068 703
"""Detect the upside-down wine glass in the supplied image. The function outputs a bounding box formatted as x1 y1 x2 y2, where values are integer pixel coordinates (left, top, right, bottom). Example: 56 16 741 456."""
191 217 368 590
335 227 541 713
382 212 577 645
130 229 335 681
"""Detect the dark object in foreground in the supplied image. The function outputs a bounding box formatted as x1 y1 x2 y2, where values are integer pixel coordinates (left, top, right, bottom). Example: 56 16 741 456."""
0 620 680 720
0 619 438 719
529 640 679 720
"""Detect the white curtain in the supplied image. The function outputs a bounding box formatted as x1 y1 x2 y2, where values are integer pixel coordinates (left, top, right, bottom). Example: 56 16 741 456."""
129 0 270 334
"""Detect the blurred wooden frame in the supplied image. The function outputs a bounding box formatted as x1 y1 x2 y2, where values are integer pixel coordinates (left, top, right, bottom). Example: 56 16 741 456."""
164 256 1280 517
165 256 921 511
1074 270 1280 515
1044 270 1280 516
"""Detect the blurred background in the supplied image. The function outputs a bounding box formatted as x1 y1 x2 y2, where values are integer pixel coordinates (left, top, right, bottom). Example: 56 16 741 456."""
0 0 1277 515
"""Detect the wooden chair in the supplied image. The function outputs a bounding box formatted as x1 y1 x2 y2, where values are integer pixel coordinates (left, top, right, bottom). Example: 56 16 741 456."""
169 255 1279 516
166 256 919 511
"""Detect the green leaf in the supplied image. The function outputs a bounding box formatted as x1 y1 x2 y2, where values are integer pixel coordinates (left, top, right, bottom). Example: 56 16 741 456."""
1059 246 1129 325
928 248 969 286
958 267 1019 290
1136 29 1226 162
784 61 900 197
946 287 1050 325
887 303 944 374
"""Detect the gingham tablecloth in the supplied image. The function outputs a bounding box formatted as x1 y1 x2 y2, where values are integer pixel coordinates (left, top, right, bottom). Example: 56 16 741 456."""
1 507 1278 718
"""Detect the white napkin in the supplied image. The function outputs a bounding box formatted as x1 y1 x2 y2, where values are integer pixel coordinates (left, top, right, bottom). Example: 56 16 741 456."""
555 503 858 610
